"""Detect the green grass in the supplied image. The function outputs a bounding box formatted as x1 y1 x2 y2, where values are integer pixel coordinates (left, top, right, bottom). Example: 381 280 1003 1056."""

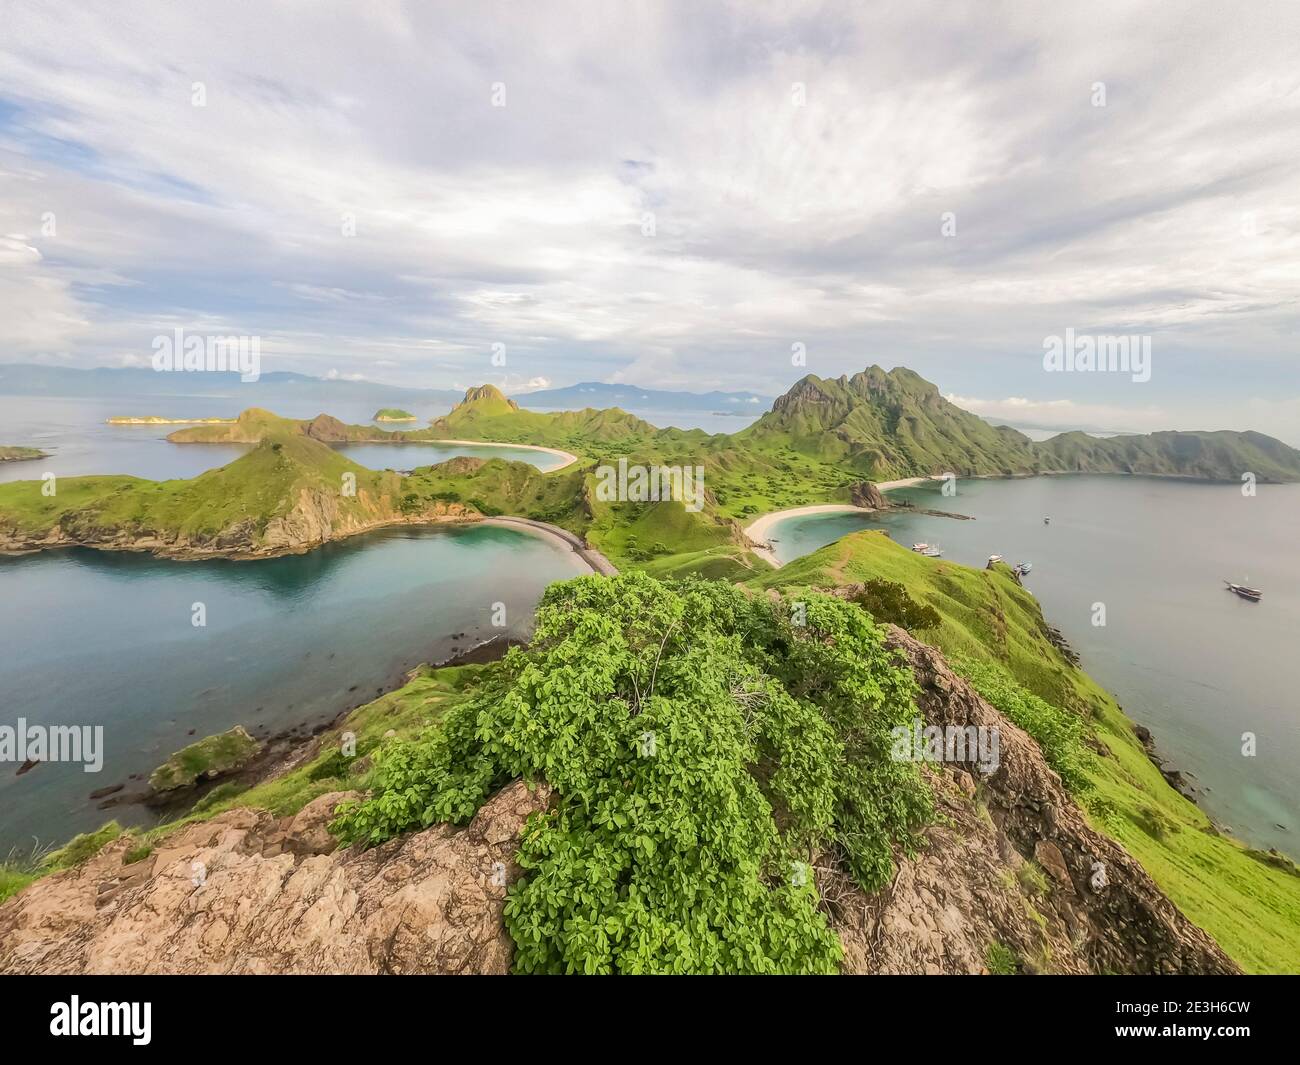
986 941 1019 974
749 529 1300 974
0 445 47 461
42 822 124 872
148 726 262 792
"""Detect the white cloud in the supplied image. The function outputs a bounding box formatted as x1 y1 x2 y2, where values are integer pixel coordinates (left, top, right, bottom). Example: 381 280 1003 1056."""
0 0 1294 436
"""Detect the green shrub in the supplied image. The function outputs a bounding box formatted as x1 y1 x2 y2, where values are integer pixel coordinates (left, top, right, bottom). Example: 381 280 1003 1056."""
954 657 1093 793
851 578 942 632
334 572 931 974
986 941 1018 974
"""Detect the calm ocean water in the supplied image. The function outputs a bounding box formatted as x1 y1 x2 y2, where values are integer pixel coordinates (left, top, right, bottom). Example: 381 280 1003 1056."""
0 394 567 483
769 476 1300 857
0 524 588 850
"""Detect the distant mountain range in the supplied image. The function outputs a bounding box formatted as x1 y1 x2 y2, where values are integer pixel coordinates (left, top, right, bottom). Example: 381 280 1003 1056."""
513 381 770 413
0 364 464 407
0 365 768 415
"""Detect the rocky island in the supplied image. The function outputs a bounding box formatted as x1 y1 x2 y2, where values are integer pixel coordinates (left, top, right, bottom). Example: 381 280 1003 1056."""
0 446 48 462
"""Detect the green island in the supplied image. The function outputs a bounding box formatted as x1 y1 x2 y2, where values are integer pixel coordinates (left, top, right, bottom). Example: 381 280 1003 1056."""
372 407 418 422
2 365 1298 974
0 445 48 462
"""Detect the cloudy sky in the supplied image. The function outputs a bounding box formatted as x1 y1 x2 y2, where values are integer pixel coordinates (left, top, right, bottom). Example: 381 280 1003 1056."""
1 0 1297 441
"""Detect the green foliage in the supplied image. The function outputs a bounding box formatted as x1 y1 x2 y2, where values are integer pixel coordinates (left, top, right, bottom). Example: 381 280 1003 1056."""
42 822 123 871
149 726 261 792
0 866 37 903
1016 861 1050 898
851 578 942 632
123 843 153 865
953 656 1094 794
333 572 931 974
985 941 1019 974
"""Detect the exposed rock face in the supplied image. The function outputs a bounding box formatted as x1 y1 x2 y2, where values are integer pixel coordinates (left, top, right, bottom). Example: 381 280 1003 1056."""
0 490 477 559
0 631 1238 975
0 782 549 975
461 384 519 410
848 481 887 508
830 627 1238 975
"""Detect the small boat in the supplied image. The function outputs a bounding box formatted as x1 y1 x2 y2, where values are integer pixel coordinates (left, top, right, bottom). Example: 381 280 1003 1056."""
1224 580 1262 602
911 542 943 557
1015 561 1033 576
988 554 1004 564
1043 516 1051 525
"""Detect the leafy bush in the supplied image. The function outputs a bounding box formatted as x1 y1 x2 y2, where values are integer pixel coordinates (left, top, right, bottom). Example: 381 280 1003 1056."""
953 656 1094 794
333 572 931 974
851 578 941 632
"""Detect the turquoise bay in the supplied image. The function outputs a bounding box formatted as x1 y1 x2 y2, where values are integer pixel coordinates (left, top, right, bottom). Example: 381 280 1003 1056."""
766 475 1299 858
0 524 588 851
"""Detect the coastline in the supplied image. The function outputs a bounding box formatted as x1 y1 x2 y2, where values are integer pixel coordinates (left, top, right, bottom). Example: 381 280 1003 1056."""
0 511 616 573
742 476 936 568
482 516 618 575
428 437 579 471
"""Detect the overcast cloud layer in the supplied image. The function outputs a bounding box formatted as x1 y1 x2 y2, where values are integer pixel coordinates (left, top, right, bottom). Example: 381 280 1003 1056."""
1 0 1297 441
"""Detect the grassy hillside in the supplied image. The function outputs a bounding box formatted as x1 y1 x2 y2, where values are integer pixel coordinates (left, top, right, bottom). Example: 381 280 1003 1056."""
749 530 1300 973
0 432 403 547
1036 429 1300 482
738 367 1039 478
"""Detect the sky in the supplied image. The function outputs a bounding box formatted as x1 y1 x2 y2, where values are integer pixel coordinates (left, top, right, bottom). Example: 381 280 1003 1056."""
1 0 1297 442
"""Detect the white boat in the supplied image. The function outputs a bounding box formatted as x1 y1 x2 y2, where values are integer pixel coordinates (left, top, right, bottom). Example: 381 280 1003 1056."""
1015 561 1033 576
988 554 1004 564
1224 580 1262 602
912 542 943 557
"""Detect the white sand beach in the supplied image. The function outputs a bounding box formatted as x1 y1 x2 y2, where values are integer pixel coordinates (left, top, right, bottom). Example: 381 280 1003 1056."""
435 438 578 470
742 476 937 568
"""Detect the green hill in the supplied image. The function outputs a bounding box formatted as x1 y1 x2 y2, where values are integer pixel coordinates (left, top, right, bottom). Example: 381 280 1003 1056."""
749 530 1300 973
737 367 1300 483
738 367 1038 478
1035 429 1300 482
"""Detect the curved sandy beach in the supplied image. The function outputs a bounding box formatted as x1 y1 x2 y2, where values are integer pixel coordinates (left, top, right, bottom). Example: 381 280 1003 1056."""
482 516 618 575
742 477 934 568
434 438 578 471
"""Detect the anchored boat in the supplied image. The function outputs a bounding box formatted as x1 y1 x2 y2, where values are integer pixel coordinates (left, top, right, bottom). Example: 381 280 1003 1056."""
911 542 943 557
1224 580 1262 602
988 554 1004 564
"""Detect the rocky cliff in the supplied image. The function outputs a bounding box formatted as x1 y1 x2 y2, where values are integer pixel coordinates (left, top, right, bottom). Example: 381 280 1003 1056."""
0 630 1235 975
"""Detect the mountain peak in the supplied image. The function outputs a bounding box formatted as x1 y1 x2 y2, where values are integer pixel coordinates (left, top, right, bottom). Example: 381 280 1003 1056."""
458 384 520 414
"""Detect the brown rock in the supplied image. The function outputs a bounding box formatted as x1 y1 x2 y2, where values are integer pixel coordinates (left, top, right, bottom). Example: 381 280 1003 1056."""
0 781 548 974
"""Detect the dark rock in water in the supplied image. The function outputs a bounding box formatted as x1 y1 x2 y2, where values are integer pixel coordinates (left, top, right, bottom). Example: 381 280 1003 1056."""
88 783 124 801
16 758 39 776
